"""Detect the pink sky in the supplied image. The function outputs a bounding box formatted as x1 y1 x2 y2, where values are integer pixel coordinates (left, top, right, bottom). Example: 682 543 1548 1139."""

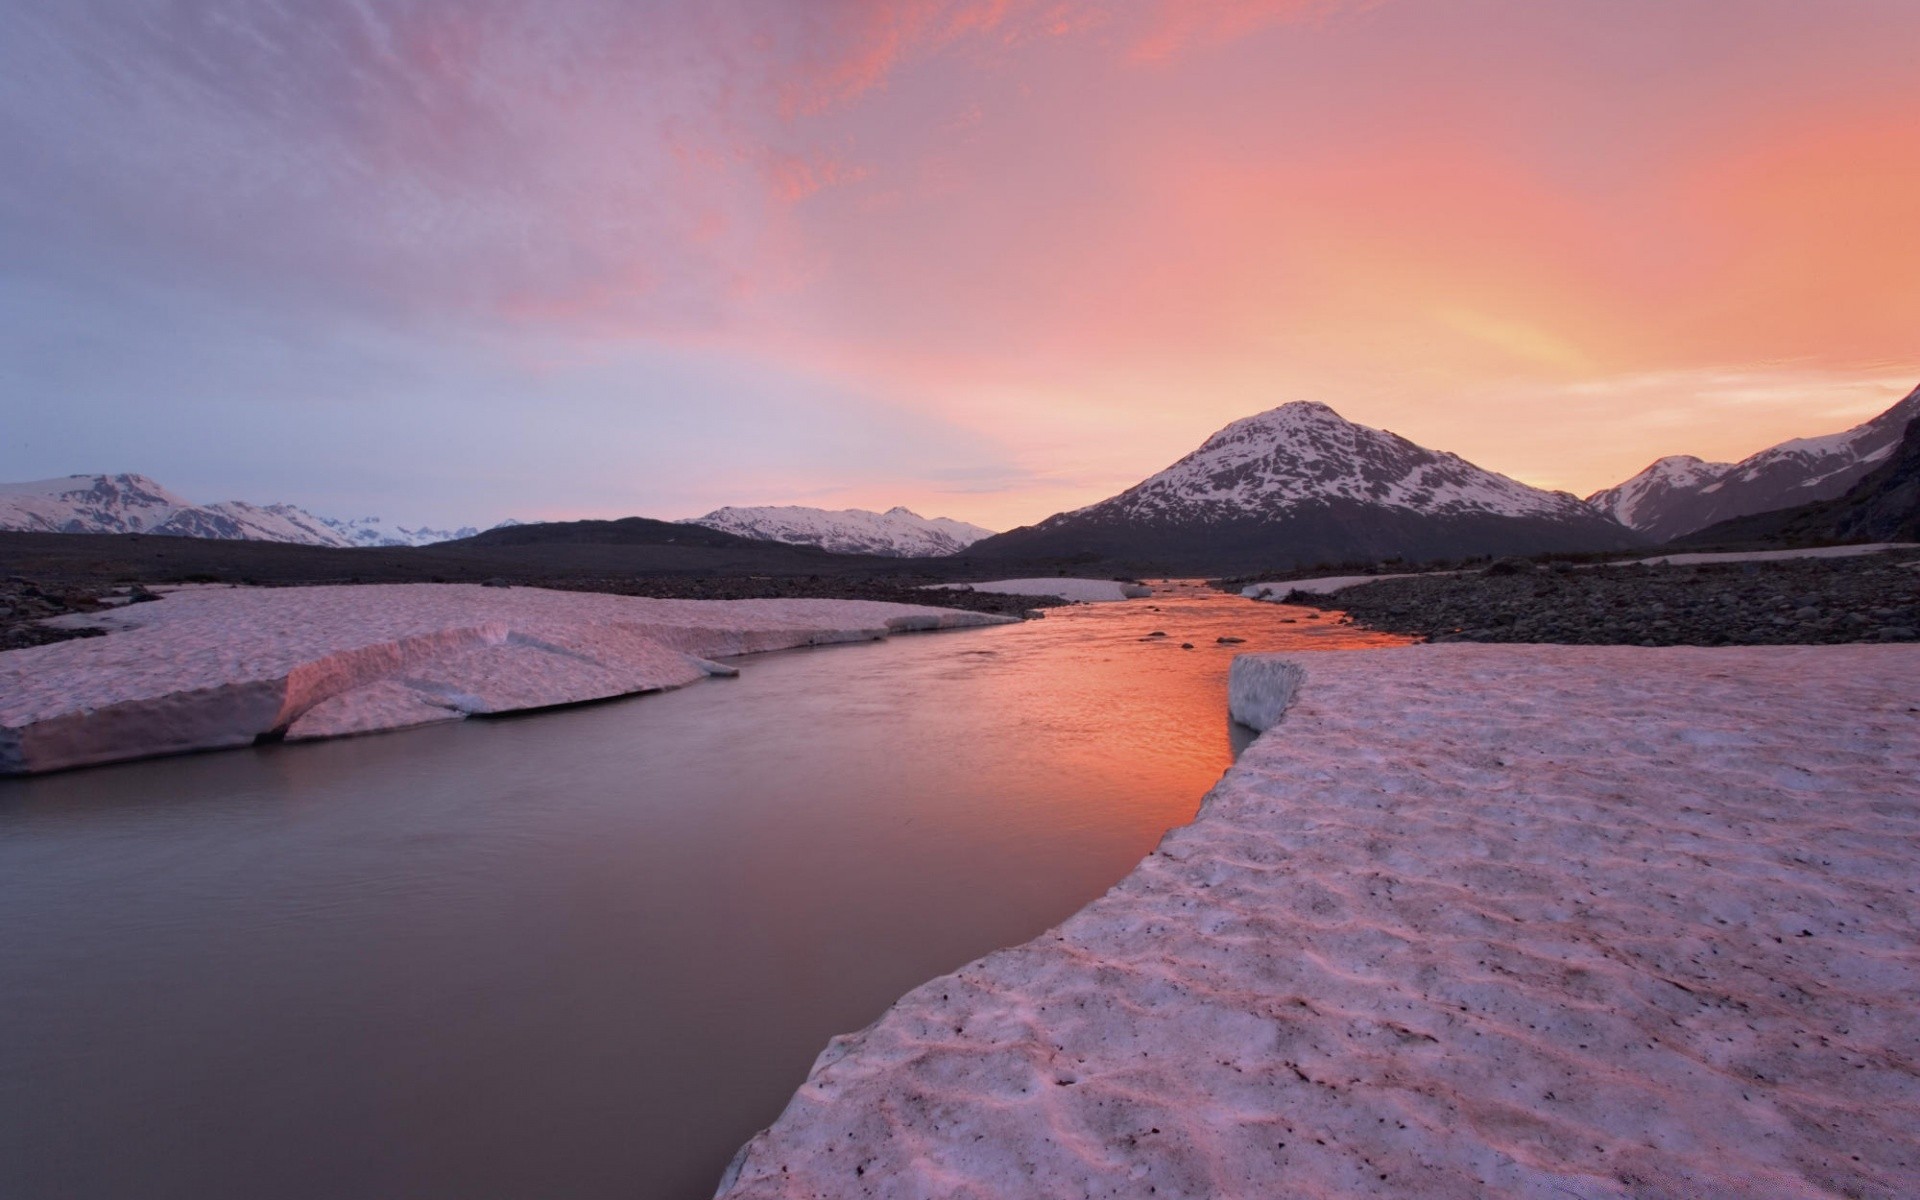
3 0 1917 528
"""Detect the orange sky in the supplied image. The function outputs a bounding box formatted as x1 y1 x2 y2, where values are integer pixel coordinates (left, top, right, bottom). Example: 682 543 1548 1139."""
720 0 1920 525
4 0 1917 528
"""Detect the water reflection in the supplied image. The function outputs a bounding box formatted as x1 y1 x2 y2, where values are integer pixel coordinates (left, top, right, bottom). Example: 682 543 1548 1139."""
0 583 1403 1200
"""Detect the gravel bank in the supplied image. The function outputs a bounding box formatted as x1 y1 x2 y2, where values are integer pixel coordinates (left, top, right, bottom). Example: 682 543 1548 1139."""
0 578 141 651
1268 553 1920 646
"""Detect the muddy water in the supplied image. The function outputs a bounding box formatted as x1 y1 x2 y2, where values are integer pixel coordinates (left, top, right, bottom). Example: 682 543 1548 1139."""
0 584 1402 1199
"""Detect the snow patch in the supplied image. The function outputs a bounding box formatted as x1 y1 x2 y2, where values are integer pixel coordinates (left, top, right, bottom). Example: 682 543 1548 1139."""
720 644 1920 1199
0 585 1011 774
1225 654 1305 731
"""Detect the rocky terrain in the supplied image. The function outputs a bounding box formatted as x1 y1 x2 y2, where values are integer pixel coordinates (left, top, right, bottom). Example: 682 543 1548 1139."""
0 578 127 651
1268 553 1920 645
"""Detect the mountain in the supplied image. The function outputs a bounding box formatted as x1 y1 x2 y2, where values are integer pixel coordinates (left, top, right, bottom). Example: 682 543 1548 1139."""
317 515 484 548
963 402 1640 574
684 505 996 557
1680 410 1920 547
1588 385 1920 542
0 473 489 548
454 515 776 550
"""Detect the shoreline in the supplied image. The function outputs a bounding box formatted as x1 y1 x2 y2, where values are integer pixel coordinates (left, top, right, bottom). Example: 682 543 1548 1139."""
0 583 1013 776
1241 548 1920 647
717 642 1920 1198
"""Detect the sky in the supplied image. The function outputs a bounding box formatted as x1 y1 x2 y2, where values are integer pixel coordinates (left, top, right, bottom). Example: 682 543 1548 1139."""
2 0 1917 531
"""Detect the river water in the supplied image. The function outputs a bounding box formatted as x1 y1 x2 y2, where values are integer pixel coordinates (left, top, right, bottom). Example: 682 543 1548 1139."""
0 584 1402 1199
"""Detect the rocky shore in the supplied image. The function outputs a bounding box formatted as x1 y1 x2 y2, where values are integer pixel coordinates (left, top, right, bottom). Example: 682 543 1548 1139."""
0 578 139 651
1259 551 1920 645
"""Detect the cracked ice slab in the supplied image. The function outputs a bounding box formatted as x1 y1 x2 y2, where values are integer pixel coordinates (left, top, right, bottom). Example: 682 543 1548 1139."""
718 643 1920 1200
0 584 1011 775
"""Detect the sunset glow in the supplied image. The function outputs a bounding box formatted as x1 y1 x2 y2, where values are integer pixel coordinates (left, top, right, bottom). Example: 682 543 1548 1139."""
2 0 1916 528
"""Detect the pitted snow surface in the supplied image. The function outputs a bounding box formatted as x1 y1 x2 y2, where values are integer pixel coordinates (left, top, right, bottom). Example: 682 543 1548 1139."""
718 644 1920 1199
0 584 1009 774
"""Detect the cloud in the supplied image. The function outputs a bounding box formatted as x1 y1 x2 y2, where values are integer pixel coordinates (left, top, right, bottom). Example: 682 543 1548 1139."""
1127 0 1368 62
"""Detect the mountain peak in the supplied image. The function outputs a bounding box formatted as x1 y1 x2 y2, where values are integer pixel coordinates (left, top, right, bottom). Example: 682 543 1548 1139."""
970 403 1637 571
0 472 491 548
684 504 994 557
1588 382 1920 539
1068 402 1601 528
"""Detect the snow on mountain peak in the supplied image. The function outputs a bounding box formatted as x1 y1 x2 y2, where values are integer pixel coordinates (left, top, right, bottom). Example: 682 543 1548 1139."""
1068 402 1594 526
0 473 493 549
685 505 996 557
1586 383 1920 540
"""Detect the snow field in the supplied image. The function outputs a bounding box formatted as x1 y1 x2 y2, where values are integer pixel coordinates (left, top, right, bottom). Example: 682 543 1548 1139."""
720 643 1920 1199
0 584 1011 774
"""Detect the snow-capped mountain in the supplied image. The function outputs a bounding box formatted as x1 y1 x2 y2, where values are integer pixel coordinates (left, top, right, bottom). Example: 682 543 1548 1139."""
685 505 995 557
1683 405 1920 547
1587 385 1920 543
965 401 1640 572
0 474 487 548
318 514 484 548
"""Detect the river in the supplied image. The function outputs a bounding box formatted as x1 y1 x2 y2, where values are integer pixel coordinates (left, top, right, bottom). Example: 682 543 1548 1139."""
0 583 1401 1199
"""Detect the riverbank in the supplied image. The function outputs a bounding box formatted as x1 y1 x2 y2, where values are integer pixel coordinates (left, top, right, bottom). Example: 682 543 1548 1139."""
1245 548 1920 645
718 643 1920 1198
0 584 1012 775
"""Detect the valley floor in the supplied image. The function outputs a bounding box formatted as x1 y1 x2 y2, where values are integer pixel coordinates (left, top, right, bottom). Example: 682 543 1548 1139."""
719 642 1920 1199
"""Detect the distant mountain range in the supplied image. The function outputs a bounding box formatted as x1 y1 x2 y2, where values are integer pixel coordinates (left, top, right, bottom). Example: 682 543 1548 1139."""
7 386 1915 574
1678 406 1920 547
684 505 995 557
964 401 1640 573
1586 386 1920 542
0 474 493 548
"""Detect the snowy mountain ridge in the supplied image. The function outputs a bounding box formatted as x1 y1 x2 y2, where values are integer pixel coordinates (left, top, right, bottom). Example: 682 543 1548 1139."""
685 505 996 557
1587 385 1920 542
0 474 487 548
966 401 1640 573
1051 401 1600 528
